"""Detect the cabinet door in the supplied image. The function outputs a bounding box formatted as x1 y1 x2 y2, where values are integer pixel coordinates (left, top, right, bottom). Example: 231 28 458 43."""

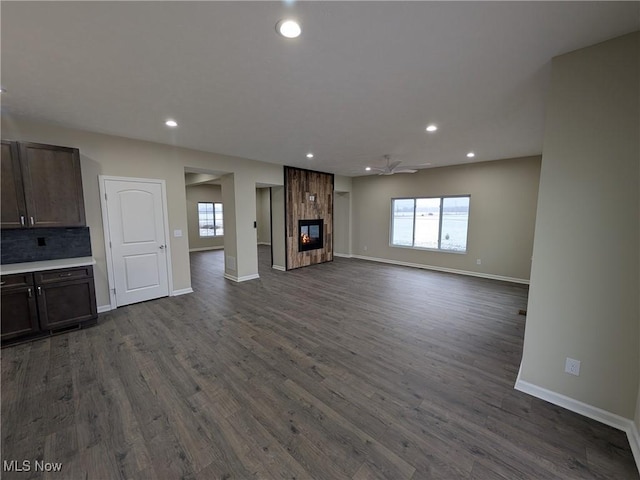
37 277 97 330
19 142 86 228
1 277 40 341
1 140 27 228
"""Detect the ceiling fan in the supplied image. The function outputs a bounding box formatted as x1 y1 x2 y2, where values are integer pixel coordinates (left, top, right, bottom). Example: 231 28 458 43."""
368 155 425 175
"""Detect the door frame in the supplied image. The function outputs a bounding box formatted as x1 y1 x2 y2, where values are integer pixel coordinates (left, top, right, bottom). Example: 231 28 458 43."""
99 175 174 310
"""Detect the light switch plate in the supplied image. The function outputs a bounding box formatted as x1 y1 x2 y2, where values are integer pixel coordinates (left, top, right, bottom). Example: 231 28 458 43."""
173 229 182 237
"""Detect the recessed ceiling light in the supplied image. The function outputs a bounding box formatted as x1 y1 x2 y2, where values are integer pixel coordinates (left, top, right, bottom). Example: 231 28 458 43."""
466 152 475 158
276 19 301 39
365 167 371 171
306 153 314 159
426 125 438 132
165 119 178 127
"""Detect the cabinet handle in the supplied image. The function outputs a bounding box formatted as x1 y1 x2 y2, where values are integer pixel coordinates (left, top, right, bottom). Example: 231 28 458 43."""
20 216 25 226
37 286 42 296
30 217 35 226
28 288 32 298
58 273 73 277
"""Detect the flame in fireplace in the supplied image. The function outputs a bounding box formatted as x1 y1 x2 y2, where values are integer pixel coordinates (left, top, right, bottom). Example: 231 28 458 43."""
301 233 311 244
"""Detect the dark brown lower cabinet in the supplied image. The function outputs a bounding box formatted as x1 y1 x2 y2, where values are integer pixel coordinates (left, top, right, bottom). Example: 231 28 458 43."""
0 273 40 340
1 266 97 344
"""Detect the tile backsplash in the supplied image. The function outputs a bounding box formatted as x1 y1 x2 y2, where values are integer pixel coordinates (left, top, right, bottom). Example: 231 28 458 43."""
1 227 92 264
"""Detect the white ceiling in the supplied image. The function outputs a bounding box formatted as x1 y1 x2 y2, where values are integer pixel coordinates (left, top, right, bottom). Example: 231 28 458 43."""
1 2 638 177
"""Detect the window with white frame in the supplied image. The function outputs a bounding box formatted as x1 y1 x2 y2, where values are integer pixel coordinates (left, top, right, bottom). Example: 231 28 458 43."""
198 202 223 237
391 196 470 252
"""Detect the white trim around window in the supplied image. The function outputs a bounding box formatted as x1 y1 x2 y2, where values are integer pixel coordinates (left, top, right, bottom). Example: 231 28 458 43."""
390 195 470 252
198 201 224 237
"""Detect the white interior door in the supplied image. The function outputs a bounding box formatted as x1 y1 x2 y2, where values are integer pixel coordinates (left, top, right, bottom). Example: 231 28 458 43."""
103 178 170 307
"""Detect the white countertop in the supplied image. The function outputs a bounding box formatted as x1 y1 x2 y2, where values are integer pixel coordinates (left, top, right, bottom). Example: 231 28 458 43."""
1 257 96 275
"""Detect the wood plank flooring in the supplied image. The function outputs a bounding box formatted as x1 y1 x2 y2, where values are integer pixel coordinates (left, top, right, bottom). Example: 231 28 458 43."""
2 246 638 479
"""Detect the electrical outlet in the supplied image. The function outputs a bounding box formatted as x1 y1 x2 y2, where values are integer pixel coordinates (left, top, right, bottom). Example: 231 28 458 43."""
363 246 368 251
476 259 481 265
564 357 581 376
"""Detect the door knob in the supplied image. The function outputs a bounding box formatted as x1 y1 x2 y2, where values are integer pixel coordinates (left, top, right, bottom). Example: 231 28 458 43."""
159 245 165 249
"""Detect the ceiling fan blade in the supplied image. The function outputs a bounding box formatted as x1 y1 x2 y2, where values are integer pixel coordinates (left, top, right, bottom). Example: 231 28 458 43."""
392 169 418 174
402 164 430 169
388 160 402 170
378 172 395 175
368 167 387 172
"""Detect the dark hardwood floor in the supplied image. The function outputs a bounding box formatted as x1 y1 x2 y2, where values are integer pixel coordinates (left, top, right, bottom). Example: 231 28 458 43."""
2 246 637 479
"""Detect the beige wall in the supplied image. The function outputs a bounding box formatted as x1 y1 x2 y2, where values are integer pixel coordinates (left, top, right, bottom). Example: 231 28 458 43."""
270 187 286 269
637 77 640 433
185 184 224 251
520 32 639 419
232 172 259 279
220 174 239 278
1 116 284 307
334 174 353 193
334 192 351 255
334 175 353 256
351 156 541 282
256 187 271 244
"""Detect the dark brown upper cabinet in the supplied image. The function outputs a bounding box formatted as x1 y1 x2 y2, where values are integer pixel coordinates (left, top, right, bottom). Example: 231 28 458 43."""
1 140 27 229
1 141 86 229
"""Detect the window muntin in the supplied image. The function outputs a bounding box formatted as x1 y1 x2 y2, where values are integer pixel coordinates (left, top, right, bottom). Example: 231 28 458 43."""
198 202 223 237
391 196 469 252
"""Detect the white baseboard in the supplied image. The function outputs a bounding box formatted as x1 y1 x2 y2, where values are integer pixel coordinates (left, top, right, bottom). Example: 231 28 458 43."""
272 265 286 271
515 372 640 473
172 288 194 296
258 242 272 246
514 376 632 430
334 253 353 258
189 246 224 252
629 422 640 474
99 288 192 312
351 254 529 285
224 273 260 282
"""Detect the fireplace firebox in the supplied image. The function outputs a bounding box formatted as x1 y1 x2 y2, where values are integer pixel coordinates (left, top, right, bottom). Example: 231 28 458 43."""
299 219 324 252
